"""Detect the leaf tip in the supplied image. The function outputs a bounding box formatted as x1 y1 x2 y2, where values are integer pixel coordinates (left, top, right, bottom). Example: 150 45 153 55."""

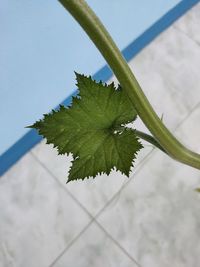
25 121 41 130
25 125 33 129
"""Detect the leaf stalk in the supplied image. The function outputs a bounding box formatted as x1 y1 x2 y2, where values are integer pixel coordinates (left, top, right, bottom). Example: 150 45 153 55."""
135 130 167 155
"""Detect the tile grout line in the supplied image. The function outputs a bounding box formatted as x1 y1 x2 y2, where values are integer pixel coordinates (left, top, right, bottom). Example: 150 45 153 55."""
94 220 143 267
30 90 200 267
31 151 144 267
48 219 95 267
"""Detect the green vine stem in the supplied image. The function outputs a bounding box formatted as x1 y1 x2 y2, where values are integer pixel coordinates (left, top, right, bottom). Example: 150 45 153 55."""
58 0 200 170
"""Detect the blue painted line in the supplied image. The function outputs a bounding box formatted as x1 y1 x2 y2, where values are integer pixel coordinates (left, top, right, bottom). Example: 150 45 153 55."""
0 0 199 176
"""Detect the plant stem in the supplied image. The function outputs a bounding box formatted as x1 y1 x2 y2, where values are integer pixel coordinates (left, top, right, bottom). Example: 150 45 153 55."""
58 0 200 170
135 130 167 154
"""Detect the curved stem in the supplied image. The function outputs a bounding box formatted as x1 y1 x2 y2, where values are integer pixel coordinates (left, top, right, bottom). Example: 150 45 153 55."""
135 130 167 154
58 0 200 169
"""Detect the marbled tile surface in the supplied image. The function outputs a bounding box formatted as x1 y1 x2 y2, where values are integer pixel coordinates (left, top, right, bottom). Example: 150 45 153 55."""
98 159 200 267
52 224 139 267
1 3 200 267
0 153 90 267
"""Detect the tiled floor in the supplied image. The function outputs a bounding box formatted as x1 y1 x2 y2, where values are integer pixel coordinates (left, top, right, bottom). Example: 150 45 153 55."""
1 3 200 267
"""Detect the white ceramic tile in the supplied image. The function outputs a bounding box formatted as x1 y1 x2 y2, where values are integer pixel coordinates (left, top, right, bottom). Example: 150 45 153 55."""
0 153 90 267
53 223 139 267
97 148 200 267
175 3 200 45
31 137 152 217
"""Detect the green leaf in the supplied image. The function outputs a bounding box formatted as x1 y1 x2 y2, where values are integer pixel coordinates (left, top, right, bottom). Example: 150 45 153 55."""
30 73 143 182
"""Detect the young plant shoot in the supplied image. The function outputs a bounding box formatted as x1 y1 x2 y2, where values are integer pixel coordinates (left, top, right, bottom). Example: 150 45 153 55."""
30 0 200 182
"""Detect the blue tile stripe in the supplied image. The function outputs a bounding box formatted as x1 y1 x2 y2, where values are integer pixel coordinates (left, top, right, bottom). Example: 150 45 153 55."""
0 0 199 176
